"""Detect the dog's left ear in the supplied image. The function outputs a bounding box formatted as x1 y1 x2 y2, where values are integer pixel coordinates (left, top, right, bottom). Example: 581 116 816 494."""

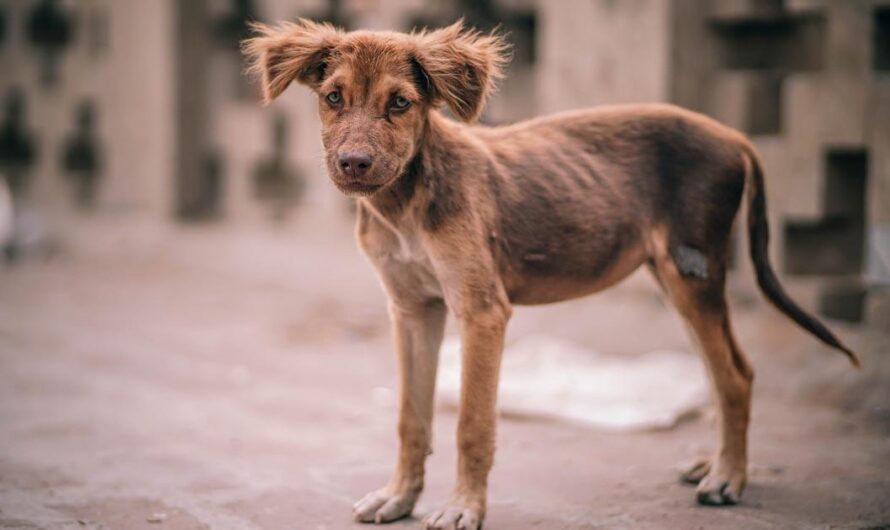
413 20 510 122
242 19 342 104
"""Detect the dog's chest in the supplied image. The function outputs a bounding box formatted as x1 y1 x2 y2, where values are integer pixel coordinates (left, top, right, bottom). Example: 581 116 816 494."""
356 202 444 301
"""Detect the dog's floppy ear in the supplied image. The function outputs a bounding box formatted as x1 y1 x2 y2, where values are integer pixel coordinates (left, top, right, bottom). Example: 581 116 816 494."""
413 20 510 122
242 19 342 104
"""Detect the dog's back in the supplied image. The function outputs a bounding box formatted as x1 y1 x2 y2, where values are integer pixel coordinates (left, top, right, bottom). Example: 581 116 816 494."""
465 104 748 305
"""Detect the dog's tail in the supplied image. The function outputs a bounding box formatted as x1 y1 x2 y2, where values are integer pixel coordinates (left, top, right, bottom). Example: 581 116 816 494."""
742 146 860 367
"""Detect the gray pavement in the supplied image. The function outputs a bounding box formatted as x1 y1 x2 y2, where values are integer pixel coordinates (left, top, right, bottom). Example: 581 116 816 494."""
1 217 888 529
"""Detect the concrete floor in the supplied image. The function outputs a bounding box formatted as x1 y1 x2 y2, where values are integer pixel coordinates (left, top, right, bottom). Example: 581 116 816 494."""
1 216 888 529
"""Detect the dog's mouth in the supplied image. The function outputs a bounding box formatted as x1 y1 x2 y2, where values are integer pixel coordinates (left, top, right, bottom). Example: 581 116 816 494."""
333 179 384 197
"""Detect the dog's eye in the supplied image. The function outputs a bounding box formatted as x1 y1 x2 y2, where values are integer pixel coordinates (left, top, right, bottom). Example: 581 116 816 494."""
392 96 410 110
326 91 342 105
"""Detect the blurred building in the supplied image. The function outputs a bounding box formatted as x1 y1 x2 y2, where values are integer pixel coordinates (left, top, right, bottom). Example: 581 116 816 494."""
1 0 887 324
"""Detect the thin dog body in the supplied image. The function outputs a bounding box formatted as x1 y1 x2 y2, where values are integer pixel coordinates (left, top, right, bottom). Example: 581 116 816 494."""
244 20 857 530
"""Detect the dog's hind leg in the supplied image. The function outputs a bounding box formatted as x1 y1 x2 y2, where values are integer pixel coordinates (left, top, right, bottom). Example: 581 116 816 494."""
648 230 754 506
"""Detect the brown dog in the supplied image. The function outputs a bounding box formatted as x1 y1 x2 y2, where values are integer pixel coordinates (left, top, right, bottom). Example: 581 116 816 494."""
244 19 858 529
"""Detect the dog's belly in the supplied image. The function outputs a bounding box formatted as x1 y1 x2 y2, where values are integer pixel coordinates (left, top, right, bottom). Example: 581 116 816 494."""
491 168 648 305
501 238 647 305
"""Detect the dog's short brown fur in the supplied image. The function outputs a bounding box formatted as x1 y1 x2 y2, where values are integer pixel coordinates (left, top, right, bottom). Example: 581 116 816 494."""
244 20 858 529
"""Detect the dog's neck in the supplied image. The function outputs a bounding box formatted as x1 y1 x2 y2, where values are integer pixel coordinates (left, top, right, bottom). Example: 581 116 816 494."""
364 110 468 224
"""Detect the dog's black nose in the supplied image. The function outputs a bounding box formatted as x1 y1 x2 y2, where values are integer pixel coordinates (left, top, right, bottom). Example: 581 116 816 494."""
338 151 372 178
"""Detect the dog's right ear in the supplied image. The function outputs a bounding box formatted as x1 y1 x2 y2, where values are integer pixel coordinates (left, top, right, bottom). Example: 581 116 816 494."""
242 19 342 104
413 20 510 122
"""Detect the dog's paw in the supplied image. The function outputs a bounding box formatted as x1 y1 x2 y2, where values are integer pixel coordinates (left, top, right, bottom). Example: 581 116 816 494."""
679 457 746 505
352 488 418 524
694 461 746 506
422 497 484 530
678 456 712 484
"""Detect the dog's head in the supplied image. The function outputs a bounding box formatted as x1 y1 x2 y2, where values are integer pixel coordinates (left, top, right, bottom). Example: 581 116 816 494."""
243 20 509 197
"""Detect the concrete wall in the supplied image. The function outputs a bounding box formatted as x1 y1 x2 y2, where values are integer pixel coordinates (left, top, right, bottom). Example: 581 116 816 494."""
4 0 884 323
670 0 890 323
1 0 175 221
537 0 671 113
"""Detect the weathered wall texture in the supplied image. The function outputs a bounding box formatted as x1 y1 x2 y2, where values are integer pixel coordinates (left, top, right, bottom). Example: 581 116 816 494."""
538 0 671 113
2 0 885 324
671 0 889 324
1 0 174 220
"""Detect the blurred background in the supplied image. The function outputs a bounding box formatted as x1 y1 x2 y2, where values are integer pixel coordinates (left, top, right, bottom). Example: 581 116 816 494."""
1 1 889 529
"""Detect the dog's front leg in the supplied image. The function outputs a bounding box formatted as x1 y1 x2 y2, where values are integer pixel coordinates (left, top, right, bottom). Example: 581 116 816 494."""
424 297 510 530
354 299 447 524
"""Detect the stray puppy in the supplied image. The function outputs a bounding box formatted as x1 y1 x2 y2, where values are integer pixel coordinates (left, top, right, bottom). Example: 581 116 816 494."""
244 19 858 529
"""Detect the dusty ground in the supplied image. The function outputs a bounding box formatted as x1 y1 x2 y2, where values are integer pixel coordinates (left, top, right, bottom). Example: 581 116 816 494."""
1 213 889 529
